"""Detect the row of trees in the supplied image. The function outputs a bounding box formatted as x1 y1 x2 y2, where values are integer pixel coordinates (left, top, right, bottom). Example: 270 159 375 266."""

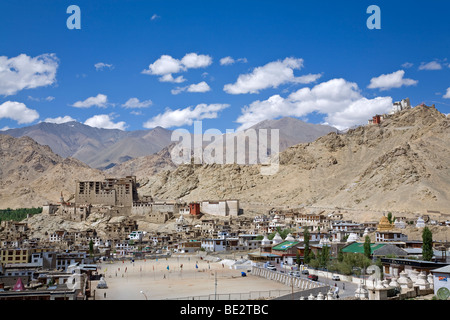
0 207 42 222
299 225 434 275
300 227 382 275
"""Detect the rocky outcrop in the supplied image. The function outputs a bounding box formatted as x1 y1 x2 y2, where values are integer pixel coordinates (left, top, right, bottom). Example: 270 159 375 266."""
136 105 450 213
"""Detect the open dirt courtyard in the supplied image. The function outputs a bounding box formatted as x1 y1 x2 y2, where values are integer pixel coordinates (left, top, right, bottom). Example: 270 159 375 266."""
91 255 293 300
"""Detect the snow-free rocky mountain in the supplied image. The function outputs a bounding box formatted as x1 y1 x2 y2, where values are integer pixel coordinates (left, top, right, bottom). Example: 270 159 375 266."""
1 117 338 171
1 106 449 216
1 121 173 170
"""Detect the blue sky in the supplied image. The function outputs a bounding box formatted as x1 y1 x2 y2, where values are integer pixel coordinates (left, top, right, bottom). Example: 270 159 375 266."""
0 0 449 133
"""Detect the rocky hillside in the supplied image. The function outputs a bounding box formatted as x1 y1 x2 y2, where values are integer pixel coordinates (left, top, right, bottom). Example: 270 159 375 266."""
106 117 338 180
105 143 178 186
0 135 105 209
248 116 338 151
1 105 448 216
137 105 450 214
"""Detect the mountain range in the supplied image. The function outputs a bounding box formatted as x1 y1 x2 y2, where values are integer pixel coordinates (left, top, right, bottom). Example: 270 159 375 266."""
1 121 173 170
1 117 338 171
1 106 449 216
136 105 450 214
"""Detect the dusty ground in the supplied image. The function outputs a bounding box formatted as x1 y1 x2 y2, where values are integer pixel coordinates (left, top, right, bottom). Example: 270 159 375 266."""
91 255 293 300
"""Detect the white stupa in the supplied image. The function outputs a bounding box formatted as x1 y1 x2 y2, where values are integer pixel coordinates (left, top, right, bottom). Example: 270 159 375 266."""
285 233 295 241
416 216 426 228
261 234 271 246
415 271 430 290
398 271 413 292
346 233 359 243
394 220 406 229
355 282 368 299
363 228 370 238
272 232 283 245
319 236 331 245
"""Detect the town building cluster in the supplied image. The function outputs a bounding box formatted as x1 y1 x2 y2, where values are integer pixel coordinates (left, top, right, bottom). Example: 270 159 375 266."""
0 176 449 300
43 176 240 224
1 197 450 300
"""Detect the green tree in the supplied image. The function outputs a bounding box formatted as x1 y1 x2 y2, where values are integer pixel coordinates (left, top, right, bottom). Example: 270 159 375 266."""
89 240 94 257
387 212 393 224
337 248 344 262
303 227 311 264
267 227 294 240
319 245 330 268
0 207 42 222
363 236 372 259
422 227 433 261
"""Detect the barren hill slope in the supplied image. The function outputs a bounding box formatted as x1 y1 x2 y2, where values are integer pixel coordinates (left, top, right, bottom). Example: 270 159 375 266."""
0 135 105 209
104 117 338 180
137 105 450 214
105 143 178 184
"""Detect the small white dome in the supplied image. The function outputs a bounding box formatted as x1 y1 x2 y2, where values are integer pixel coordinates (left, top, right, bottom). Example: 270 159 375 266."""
346 233 359 243
285 233 295 241
272 232 283 244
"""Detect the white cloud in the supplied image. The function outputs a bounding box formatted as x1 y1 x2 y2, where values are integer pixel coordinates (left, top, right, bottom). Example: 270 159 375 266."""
294 73 323 84
84 114 127 130
0 126 11 131
220 56 247 66
401 62 414 68
323 97 393 130
44 115 76 124
235 78 393 131
0 101 39 124
122 98 153 108
151 14 160 21
27 96 39 101
180 53 212 69
0 53 59 96
171 81 211 95
223 57 321 94
187 81 211 93
72 94 108 108
159 74 186 83
143 103 229 128
27 95 55 102
418 61 442 70
94 62 114 71
220 56 235 66
443 87 450 99
142 55 185 76
170 88 183 95
142 53 212 83
367 70 418 91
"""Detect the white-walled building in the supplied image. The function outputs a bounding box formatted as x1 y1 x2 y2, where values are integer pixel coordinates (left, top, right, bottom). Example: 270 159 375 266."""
200 200 239 217
127 231 145 241
390 98 411 114
375 231 408 242
201 239 228 252
430 265 450 299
